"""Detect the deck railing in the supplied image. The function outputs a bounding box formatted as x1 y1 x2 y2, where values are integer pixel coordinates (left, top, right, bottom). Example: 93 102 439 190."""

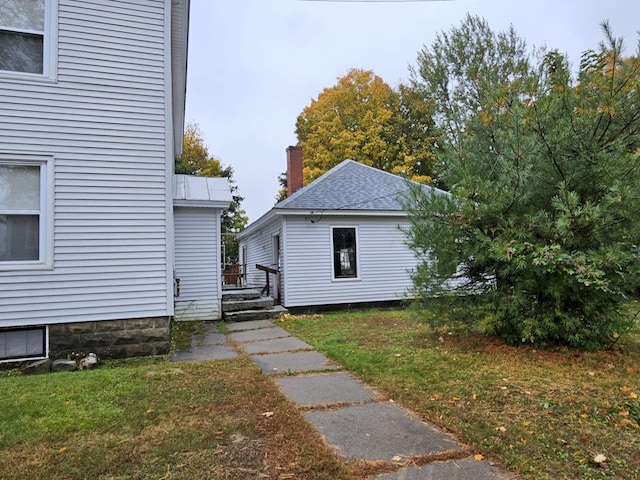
222 263 243 287
256 264 280 305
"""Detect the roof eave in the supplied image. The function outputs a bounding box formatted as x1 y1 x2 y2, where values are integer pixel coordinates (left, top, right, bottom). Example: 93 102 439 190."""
238 207 408 240
173 200 231 209
171 0 190 157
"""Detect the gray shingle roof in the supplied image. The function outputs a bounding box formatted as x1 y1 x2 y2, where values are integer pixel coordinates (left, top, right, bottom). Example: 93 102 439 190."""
275 160 443 211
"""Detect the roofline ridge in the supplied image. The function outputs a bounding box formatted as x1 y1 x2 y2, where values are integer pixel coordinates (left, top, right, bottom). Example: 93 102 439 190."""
276 159 354 209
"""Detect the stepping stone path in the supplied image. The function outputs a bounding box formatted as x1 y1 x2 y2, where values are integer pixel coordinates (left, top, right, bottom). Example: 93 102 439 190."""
171 320 515 479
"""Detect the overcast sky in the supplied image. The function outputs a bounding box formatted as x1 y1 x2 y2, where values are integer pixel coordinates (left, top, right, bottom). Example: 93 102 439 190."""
184 0 640 223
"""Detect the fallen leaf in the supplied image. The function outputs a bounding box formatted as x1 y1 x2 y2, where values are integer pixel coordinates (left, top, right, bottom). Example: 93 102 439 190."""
393 353 401 357
392 455 402 462
629 392 638 399
472 394 477 401
588 371 595 376
619 410 630 417
621 386 632 393
474 453 484 461
495 426 507 433
59 447 67 453
619 418 639 428
593 454 607 464
261 411 274 418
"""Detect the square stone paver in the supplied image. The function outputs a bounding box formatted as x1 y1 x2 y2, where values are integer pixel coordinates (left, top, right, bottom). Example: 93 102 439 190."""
171 345 238 362
304 402 461 461
276 372 376 406
190 332 227 347
251 350 338 374
225 320 275 331
372 457 512 480
240 336 312 354
228 326 291 343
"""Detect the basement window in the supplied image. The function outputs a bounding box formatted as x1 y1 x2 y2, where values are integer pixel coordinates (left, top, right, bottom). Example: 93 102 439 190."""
0 326 47 362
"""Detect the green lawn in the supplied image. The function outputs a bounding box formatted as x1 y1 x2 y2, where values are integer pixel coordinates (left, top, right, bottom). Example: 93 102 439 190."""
279 303 640 480
0 356 350 480
3 303 638 479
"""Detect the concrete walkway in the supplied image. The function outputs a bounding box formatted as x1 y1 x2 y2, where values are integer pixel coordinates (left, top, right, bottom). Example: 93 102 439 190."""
171 320 514 480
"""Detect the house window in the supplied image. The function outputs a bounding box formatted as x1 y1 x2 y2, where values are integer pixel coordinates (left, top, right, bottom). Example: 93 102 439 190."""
332 227 358 279
0 0 51 75
0 159 49 266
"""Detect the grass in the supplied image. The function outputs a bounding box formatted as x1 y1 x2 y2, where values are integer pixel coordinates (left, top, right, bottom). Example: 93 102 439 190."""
278 302 640 480
0 355 351 480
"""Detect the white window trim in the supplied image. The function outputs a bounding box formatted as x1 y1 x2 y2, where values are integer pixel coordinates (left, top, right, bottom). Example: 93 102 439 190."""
272 233 280 269
0 326 48 363
330 225 361 282
0 153 54 271
0 0 59 81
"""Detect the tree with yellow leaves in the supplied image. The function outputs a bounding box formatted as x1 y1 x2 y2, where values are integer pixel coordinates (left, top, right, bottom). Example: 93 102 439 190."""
292 68 438 190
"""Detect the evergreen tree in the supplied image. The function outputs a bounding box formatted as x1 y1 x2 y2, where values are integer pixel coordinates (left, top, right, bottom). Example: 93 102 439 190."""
405 17 640 349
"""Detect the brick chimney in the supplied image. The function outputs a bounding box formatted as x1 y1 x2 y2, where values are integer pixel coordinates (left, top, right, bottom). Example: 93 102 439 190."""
286 146 304 196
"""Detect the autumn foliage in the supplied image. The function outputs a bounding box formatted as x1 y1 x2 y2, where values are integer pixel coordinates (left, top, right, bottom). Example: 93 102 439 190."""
294 68 437 187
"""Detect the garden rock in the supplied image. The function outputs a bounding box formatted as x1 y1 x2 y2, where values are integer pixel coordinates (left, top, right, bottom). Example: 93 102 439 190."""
22 359 52 375
79 353 98 370
52 359 78 372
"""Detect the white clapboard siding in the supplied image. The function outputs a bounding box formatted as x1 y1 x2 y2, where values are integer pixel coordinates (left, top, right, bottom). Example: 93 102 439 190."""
240 217 282 292
0 0 172 327
173 207 222 321
282 216 417 308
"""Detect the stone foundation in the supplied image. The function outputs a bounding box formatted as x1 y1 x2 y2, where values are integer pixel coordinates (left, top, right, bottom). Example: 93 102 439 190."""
48 317 171 360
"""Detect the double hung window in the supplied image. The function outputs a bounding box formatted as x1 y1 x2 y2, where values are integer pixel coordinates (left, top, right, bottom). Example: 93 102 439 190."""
0 158 50 267
0 0 53 76
332 227 358 279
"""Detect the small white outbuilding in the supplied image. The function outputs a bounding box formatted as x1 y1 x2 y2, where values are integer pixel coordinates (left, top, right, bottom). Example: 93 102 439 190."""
173 174 233 321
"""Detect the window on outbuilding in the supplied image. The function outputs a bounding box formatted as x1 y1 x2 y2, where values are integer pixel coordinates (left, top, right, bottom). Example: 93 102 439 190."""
0 0 47 74
332 227 357 279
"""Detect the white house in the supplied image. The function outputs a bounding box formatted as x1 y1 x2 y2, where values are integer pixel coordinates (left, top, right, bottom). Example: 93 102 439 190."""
0 0 230 363
237 148 448 311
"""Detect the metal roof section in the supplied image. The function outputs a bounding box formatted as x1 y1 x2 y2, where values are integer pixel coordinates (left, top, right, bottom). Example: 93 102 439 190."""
173 174 233 208
275 159 446 211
